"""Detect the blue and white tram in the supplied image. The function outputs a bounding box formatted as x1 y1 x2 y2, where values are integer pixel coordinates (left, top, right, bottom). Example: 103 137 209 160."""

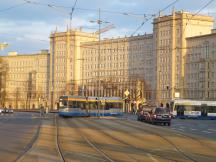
172 99 216 119
58 95 123 117
98 96 123 116
59 95 89 117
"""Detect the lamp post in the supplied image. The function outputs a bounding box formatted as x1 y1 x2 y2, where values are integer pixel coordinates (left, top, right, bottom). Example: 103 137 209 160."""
0 43 8 51
89 9 113 97
50 86 54 110
90 9 114 117
77 58 85 96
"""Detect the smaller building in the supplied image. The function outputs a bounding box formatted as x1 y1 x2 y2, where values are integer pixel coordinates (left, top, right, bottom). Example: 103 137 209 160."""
0 50 50 109
185 30 216 100
153 11 214 104
81 34 156 104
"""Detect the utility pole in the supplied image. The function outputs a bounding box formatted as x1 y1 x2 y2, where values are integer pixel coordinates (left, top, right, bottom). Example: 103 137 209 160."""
89 9 115 117
77 58 85 96
98 8 101 97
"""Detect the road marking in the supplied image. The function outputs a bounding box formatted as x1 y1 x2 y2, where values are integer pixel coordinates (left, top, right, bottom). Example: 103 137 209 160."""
179 126 185 129
190 128 197 131
147 153 159 162
208 129 216 132
202 131 212 134
177 129 185 132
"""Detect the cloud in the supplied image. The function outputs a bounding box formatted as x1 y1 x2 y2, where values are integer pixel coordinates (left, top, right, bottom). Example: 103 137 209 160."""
102 27 134 38
0 15 97 42
109 0 138 7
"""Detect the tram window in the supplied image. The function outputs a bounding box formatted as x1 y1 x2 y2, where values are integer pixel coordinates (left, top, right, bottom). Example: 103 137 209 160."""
174 105 184 111
175 105 185 110
112 103 121 109
63 100 67 106
72 101 78 108
85 103 89 109
105 102 122 109
194 106 201 111
80 102 86 109
208 106 216 113
67 101 72 108
89 102 97 110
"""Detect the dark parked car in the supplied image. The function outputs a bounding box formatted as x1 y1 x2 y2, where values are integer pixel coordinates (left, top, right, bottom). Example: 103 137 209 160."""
137 108 152 122
145 107 171 126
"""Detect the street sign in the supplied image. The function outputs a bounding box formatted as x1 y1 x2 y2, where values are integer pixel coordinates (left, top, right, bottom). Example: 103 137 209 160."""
124 89 130 96
101 99 106 105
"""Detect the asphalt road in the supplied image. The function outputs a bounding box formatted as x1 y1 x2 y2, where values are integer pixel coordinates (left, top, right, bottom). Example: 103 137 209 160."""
58 117 216 162
121 113 216 140
0 112 216 162
171 119 216 140
0 112 41 162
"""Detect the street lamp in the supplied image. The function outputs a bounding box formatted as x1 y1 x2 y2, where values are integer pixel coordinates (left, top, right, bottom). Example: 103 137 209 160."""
77 58 85 96
89 9 114 98
0 43 8 51
89 9 115 117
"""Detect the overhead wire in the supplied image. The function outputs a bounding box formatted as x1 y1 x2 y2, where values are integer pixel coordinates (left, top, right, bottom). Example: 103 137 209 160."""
1 1 214 52
69 0 78 28
184 0 215 33
0 2 28 13
22 0 155 19
131 0 180 36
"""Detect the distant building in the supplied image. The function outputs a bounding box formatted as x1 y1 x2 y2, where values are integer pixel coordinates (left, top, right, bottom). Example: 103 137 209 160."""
0 50 49 109
153 11 214 104
185 30 216 100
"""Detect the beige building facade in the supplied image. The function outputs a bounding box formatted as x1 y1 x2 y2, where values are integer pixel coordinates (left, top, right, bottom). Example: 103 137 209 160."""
81 34 156 104
0 50 50 109
49 29 98 108
2 11 215 109
185 30 216 100
153 11 214 104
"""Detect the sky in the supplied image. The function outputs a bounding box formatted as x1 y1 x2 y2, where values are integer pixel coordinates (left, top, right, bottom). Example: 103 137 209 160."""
1 0 216 55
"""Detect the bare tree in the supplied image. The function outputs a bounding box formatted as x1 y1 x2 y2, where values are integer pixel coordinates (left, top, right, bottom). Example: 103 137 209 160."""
0 58 7 107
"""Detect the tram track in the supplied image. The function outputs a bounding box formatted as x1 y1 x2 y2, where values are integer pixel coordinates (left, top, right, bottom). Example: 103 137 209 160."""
64 118 115 162
13 118 42 162
14 115 67 162
55 115 66 162
114 118 216 162
76 118 190 162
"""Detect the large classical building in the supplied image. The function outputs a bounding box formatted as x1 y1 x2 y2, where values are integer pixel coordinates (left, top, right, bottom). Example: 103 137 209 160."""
153 11 214 104
49 29 98 108
81 34 155 104
48 11 216 109
185 29 216 100
49 29 155 108
1 11 216 110
0 50 50 109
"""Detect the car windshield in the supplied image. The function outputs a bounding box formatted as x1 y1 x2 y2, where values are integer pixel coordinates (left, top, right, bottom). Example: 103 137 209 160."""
155 108 169 114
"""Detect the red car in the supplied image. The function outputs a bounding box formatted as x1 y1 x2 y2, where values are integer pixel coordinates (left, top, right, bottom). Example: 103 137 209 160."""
145 107 171 126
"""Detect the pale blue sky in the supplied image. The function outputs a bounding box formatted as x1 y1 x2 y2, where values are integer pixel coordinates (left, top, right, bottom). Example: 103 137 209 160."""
0 0 216 54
